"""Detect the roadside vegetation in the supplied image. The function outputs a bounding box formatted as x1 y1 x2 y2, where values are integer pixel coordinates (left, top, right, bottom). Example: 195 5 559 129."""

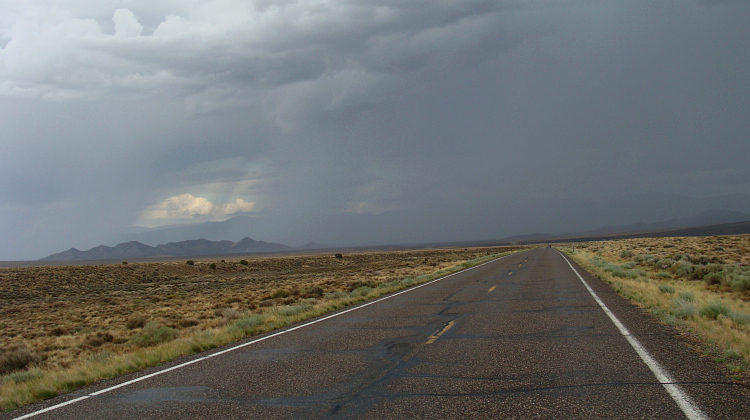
558 235 750 381
0 246 525 411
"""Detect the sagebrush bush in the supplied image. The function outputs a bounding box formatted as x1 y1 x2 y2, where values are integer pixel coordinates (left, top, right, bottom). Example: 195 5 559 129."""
130 322 177 347
352 286 373 297
219 308 243 320
0 344 40 375
671 261 693 277
703 272 724 286
678 291 695 302
277 304 313 317
672 297 697 319
730 312 750 325
728 275 750 292
84 332 114 348
658 284 675 294
178 318 199 328
634 254 656 266
690 264 722 280
125 315 148 329
271 289 291 299
700 300 732 320
654 258 675 269
230 315 266 334
324 291 347 300
620 250 633 258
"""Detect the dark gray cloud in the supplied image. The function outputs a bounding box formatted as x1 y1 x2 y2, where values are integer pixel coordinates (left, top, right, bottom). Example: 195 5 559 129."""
1 0 749 260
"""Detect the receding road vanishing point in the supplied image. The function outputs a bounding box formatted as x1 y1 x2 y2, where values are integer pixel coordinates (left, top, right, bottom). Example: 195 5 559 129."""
6 248 750 419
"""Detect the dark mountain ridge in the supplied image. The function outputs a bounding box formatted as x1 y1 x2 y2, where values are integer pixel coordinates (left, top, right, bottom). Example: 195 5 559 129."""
42 237 291 261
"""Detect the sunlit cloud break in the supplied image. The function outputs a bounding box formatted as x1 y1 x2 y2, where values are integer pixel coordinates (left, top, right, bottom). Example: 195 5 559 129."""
140 194 255 225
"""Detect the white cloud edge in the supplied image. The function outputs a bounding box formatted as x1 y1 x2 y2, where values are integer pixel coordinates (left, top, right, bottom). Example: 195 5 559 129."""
139 193 255 223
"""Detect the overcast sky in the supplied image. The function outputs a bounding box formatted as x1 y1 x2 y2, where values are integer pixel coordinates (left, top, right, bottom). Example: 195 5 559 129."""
2 0 749 260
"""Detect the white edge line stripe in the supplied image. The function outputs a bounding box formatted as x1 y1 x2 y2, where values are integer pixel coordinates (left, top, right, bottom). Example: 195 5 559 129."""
557 251 708 420
13 252 518 420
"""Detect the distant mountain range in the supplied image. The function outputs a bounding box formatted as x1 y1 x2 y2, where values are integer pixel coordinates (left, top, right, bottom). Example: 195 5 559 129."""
42 237 291 261
502 210 750 243
40 209 750 262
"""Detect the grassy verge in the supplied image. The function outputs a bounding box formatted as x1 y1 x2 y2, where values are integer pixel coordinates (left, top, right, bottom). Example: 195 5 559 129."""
0 249 522 412
558 241 750 382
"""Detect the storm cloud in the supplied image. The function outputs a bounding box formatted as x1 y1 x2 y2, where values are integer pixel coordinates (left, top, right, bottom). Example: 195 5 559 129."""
1 0 749 259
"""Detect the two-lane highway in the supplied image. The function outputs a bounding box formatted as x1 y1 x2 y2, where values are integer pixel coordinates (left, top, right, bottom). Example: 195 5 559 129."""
7 248 750 419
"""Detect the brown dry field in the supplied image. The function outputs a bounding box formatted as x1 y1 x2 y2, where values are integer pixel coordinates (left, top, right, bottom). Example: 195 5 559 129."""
579 234 750 268
0 247 514 375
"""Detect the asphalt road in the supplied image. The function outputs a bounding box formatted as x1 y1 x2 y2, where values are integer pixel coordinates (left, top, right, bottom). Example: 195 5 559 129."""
7 248 750 419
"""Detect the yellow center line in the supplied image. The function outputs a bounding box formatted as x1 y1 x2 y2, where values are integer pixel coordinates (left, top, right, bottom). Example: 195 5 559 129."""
426 320 455 344
488 285 496 293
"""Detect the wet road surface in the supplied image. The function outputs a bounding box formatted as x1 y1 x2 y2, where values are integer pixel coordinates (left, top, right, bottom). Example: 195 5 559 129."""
7 248 750 419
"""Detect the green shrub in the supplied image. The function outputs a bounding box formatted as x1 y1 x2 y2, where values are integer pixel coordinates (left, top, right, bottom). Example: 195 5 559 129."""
611 267 642 279
654 258 675 269
335 253 343 259
230 315 266 334
209 263 217 270
699 300 732 320
671 261 693 277
728 274 750 292
656 272 671 279
351 286 373 297
634 254 656 266
672 297 697 319
678 291 695 302
240 260 249 265
186 260 194 266
1 369 44 385
88 350 113 363
130 322 177 347
730 311 750 325
690 264 722 280
658 284 675 294
324 291 347 300
400 277 414 286
277 304 313 317
703 272 724 286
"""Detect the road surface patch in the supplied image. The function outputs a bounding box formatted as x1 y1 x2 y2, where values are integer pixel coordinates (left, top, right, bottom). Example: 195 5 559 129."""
426 321 455 345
